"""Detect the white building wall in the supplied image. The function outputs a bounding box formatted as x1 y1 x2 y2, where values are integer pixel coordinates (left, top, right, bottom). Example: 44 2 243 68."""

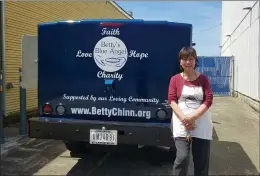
221 1 260 102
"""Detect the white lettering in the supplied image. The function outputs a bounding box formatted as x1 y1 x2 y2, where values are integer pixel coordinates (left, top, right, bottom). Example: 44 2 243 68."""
128 96 159 104
109 96 127 103
63 94 89 101
129 50 149 60
71 107 151 119
101 28 120 36
100 41 116 48
76 50 92 58
62 94 159 105
92 107 96 115
95 48 107 54
97 109 102 115
112 108 117 116
109 48 127 55
97 71 123 81
107 108 112 117
98 97 107 101
90 95 96 102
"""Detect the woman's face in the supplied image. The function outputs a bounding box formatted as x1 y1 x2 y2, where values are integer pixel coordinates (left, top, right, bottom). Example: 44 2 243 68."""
180 56 196 71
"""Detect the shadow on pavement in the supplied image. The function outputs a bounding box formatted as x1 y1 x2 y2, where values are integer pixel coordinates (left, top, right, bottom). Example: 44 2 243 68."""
210 126 258 175
1 138 67 176
66 137 259 175
64 151 109 176
66 145 175 176
2 130 257 175
212 127 219 140
209 140 259 175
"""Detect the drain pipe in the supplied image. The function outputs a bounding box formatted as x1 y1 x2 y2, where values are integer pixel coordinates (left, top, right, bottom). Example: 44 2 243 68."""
0 0 6 144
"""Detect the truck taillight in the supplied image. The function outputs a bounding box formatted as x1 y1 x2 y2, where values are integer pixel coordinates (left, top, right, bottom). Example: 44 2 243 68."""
56 104 66 115
100 22 123 27
156 109 167 120
42 103 53 114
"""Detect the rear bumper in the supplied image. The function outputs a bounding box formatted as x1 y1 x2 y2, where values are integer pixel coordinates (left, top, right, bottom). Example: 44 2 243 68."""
28 117 175 147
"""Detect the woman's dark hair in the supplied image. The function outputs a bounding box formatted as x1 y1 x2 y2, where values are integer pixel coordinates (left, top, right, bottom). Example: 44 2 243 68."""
178 46 199 71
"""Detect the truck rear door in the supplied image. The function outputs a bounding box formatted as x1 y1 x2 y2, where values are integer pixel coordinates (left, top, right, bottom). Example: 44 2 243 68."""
38 19 192 123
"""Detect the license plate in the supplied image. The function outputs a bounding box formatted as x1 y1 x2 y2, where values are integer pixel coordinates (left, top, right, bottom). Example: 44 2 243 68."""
89 129 117 145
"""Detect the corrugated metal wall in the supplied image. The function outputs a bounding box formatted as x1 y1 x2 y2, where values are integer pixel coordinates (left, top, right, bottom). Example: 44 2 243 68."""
221 1 260 101
5 1 131 115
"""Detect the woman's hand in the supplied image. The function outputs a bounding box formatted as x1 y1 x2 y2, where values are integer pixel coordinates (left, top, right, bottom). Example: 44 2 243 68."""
181 115 196 130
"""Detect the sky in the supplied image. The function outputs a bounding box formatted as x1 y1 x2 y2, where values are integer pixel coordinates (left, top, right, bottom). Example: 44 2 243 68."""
116 1 222 56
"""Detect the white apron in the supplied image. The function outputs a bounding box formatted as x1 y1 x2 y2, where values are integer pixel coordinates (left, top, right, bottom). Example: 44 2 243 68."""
171 83 213 140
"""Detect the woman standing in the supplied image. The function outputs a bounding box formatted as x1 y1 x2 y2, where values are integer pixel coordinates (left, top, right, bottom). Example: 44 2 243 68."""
168 47 213 176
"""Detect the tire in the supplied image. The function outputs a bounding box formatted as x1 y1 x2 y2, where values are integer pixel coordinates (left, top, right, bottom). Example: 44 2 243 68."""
63 141 87 154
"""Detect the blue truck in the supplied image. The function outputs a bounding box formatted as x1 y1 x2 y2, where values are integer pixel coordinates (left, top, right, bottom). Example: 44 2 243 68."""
28 19 193 155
